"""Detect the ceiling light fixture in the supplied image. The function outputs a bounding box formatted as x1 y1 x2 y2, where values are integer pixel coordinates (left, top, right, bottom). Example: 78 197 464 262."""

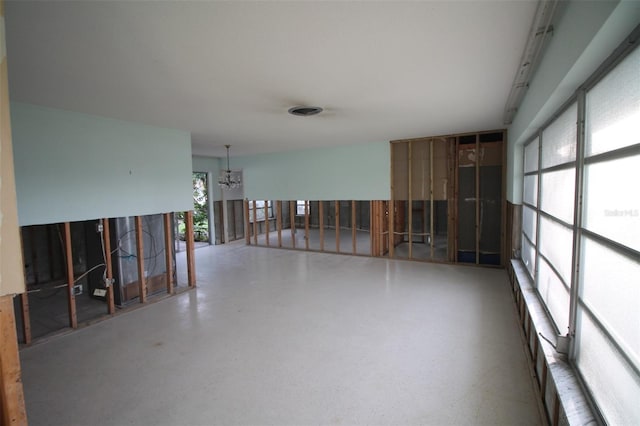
218 144 241 190
288 106 323 116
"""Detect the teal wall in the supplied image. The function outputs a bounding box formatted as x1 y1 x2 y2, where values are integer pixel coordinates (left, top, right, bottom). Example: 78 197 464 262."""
12 103 193 226
507 0 640 203
232 141 390 201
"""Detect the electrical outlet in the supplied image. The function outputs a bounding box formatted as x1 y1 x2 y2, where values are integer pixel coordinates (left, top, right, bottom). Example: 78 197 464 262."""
96 222 104 233
73 284 83 296
93 288 107 298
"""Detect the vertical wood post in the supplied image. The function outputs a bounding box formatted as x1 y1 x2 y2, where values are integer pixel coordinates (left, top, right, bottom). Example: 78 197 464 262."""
102 218 116 314
430 139 435 259
475 134 480 264
63 222 77 328
408 142 413 259
335 201 340 253
304 201 310 250
134 216 147 302
276 201 282 248
352 200 357 254
244 199 251 245
264 200 270 246
19 294 30 344
0 295 28 425
319 201 325 251
185 211 196 288
290 202 296 248
163 213 174 295
252 200 258 245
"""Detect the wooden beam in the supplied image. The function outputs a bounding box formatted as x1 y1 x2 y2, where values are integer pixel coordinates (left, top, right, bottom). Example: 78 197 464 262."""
252 200 258 245
370 201 375 256
134 216 147 303
63 222 77 328
319 201 324 251
389 200 395 258
408 142 413 259
185 211 196 288
335 201 340 253
244 199 251 245
276 201 282 248
304 201 310 250
19 294 30 345
430 139 435 259
352 200 357 254
102 218 116 314
264 200 270 246
290 202 296 249
0 295 28 426
163 214 174 295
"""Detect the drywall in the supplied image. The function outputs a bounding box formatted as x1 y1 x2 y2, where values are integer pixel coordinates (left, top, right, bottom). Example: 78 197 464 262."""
12 103 193 226
506 0 639 203
231 141 390 201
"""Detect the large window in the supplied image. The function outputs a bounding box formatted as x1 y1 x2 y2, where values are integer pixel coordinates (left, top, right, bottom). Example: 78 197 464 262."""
249 200 273 222
521 44 640 423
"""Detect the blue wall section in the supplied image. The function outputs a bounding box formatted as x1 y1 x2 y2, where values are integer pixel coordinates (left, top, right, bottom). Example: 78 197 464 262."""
233 141 390 201
12 103 193 226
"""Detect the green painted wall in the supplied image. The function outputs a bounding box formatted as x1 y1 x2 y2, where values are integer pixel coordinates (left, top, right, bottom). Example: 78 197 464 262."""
507 0 639 203
232 141 390 201
12 103 193 226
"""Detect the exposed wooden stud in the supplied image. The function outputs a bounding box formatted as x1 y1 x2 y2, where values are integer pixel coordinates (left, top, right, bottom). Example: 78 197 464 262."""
185 211 196 288
352 200 357 254
501 131 507 266
370 201 375 255
276 201 282 248
319 201 325 251
252 200 258 245
335 201 340 253
102 218 116 314
63 222 77 328
408 142 413 259
134 216 147 303
454 137 460 261
244 199 251 245
290 201 296 249
448 138 456 262
162 214 174 295
264 200 270 246
430 139 435 260
0 295 28 425
475 134 480 265
304 201 310 250
19 294 31 345
389 142 395 259
231 201 237 241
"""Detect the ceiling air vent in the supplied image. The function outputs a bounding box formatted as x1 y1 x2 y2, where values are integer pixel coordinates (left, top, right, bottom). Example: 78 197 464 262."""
288 106 323 116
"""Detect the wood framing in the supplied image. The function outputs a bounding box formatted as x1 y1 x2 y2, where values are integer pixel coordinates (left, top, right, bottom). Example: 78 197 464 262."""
304 201 310 250
290 201 296 248
134 216 147 303
276 201 282 248
244 199 251 245
264 200 270 246
475 134 480 265
19 294 30 345
0 295 28 425
102 218 116 314
63 222 78 328
352 200 357 254
252 200 258 245
319 201 325 251
335 201 340 253
163 213 174 295
185 211 196 288
430 140 435 259
408 142 413 259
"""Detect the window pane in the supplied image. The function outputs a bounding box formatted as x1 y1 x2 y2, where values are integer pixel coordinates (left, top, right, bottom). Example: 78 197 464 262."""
541 103 577 169
540 168 575 224
522 205 537 244
521 236 536 279
524 138 539 173
580 236 640 368
539 216 573 284
255 200 265 208
575 307 640 424
583 155 640 251
537 257 570 334
523 175 538 207
586 47 640 157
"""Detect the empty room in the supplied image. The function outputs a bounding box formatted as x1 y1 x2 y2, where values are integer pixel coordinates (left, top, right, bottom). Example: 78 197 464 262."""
0 1 638 425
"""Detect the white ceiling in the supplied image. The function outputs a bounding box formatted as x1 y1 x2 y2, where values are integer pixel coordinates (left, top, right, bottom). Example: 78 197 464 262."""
5 1 537 157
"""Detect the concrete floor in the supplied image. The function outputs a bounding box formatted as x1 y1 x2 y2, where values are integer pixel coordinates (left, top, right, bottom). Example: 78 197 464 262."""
20 242 541 426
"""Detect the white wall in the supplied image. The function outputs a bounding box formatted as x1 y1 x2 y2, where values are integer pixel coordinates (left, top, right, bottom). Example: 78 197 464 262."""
12 103 193 226
506 0 640 203
232 141 390 201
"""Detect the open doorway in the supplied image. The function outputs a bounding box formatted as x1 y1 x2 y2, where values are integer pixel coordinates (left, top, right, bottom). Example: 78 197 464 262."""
176 172 211 252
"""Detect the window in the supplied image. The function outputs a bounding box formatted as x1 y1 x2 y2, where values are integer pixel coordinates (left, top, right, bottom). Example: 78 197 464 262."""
520 43 640 424
249 200 273 222
296 200 307 216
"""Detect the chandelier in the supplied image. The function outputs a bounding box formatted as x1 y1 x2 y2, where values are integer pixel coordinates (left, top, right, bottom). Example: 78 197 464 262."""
218 144 241 190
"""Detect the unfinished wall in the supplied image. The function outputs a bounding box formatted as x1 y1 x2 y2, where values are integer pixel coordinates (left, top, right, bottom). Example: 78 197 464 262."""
11 103 193 226
507 0 640 203
233 141 390 201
